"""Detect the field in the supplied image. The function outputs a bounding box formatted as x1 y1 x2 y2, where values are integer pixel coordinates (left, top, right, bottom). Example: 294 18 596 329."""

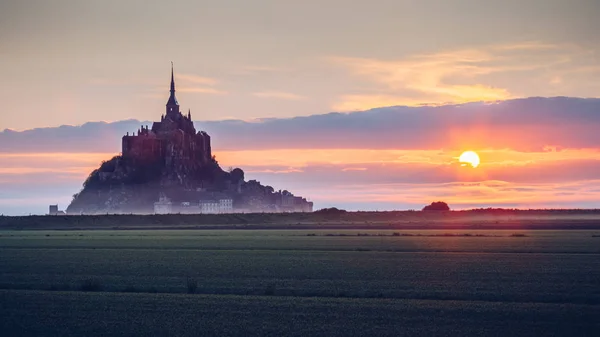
1 228 600 336
3 209 600 230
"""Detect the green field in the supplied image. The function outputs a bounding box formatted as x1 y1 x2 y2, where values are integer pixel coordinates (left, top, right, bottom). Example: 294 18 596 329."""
1 229 599 336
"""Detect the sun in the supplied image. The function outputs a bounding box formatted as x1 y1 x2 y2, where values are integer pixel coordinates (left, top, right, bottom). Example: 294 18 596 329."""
459 151 480 168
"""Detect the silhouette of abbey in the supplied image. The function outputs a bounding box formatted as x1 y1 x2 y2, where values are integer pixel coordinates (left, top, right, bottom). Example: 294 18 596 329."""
122 63 212 166
67 64 313 215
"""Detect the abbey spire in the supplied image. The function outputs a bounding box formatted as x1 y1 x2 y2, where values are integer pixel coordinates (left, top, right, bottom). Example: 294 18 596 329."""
166 62 180 115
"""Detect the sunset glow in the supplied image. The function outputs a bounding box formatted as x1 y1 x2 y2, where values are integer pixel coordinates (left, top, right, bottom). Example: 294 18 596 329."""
459 151 480 168
3 144 600 214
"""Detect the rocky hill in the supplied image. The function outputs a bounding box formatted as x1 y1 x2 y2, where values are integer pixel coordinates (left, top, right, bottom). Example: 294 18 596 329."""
68 154 220 214
67 65 312 214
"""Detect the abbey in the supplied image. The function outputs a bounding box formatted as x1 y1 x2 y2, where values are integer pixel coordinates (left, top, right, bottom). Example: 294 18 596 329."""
67 64 313 215
121 64 212 165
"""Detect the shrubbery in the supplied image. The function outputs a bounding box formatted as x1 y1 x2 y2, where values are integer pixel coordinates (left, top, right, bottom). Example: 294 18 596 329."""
422 201 450 211
314 207 347 215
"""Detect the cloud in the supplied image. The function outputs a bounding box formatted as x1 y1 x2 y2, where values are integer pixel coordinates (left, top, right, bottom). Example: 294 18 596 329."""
342 167 367 172
252 91 307 100
0 167 89 175
91 72 226 97
171 73 228 95
330 41 594 110
227 161 600 211
175 74 218 86
3 143 600 214
89 73 219 88
332 95 432 111
178 87 228 95
3 97 600 153
490 41 559 51
4 148 599 187
244 166 304 174
241 157 600 209
304 179 600 210
2 96 600 214
203 97 600 152
232 157 600 187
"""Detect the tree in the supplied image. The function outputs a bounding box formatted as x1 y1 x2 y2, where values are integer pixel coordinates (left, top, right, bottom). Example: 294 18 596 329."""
230 168 245 182
422 201 450 211
314 207 347 215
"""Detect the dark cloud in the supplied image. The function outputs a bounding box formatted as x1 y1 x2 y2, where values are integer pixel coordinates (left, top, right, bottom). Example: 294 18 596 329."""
2 97 600 153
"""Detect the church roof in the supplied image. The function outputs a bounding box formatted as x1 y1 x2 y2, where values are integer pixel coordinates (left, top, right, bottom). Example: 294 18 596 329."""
166 62 179 106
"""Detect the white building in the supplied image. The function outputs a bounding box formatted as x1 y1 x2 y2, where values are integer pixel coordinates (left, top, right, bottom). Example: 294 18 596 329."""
154 193 233 215
154 195 173 214
219 199 233 213
199 198 233 214
200 201 219 214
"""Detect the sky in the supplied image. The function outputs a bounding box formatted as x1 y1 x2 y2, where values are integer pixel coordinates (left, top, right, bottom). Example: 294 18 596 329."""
1 0 600 214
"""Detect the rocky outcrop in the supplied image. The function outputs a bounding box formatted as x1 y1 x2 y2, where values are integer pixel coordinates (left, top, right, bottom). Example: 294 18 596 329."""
66 151 313 214
67 65 312 214
67 154 232 214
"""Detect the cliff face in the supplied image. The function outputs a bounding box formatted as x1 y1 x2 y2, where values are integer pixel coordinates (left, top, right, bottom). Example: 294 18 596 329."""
67 153 313 214
67 154 233 214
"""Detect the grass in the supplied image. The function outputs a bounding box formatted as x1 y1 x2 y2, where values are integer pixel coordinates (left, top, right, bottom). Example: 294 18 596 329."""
1 229 599 336
3 210 600 231
47 284 71 291
2 290 598 337
263 283 276 296
0 229 599 304
0 229 596 254
186 278 198 294
79 279 102 292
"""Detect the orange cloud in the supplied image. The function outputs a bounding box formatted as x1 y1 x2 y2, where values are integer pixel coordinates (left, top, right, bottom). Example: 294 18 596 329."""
175 74 218 86
295 179 600 210
245 167 304 174
0 167 91 175
0 152 115 166
330 41 594 110
0 152 114 181
214 148 600 169
342 167 368 172
178 87 228 95
3 148 600 213
135 72 227 97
